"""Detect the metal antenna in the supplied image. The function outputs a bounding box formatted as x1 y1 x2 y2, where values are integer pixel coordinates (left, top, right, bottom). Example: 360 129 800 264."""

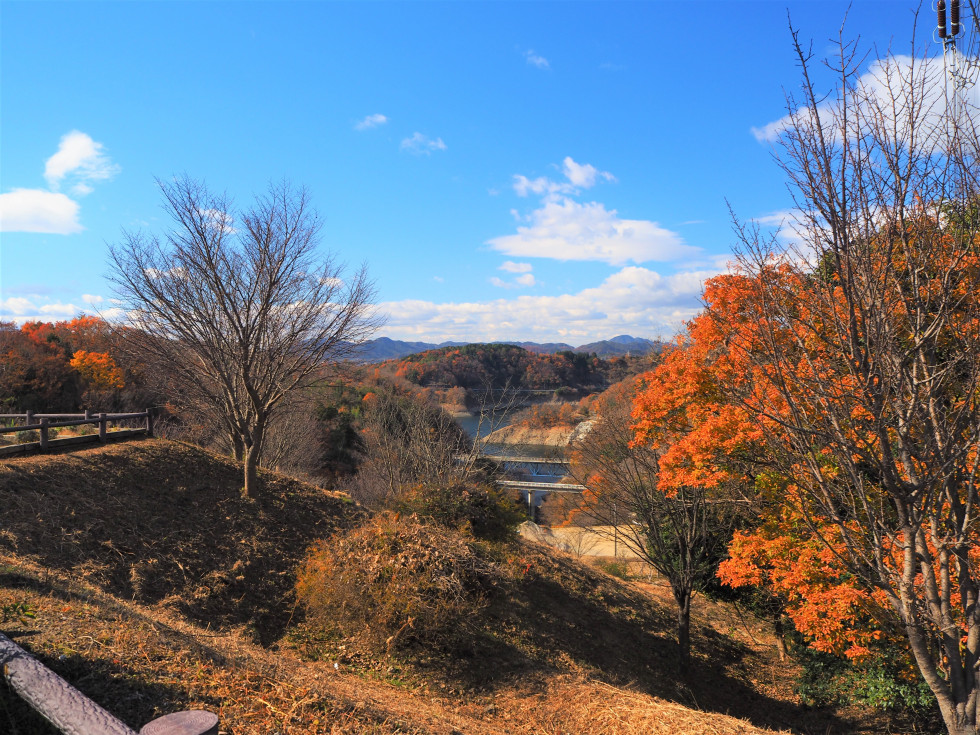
936 0 980 89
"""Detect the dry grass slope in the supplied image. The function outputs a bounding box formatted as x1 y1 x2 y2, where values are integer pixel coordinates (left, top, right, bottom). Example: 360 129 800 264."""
0 438 900 734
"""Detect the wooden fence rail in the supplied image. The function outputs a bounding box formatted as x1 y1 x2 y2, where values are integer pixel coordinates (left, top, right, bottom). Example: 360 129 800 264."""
0 410 154 457
1 632 218 735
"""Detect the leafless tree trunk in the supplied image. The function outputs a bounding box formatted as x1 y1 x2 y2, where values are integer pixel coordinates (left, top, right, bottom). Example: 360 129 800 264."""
109 176 379 498
570 378 736 668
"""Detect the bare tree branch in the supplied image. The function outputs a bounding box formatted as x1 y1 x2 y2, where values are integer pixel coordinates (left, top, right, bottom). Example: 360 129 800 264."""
108 176 380 497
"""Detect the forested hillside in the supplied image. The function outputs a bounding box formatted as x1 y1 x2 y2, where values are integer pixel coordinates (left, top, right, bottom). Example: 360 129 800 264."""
378 342 647 393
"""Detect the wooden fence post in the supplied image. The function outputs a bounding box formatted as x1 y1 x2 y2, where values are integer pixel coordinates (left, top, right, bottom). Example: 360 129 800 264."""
1 633 136 735
39 418 49 449
25 410 33 428
0 633 219 735
146 408 154 437
99 413 107 442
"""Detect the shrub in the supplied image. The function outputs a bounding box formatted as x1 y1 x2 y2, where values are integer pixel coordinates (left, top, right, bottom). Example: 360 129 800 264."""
14 430 39 443
295 513 506 655
593 559 630 580
792 637 939 725
392 481 524 542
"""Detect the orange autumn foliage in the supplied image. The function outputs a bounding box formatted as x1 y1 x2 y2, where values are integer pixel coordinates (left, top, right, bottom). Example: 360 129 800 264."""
631 273 777 496
1 316 131 411
70 350 125 391
631 220 980 664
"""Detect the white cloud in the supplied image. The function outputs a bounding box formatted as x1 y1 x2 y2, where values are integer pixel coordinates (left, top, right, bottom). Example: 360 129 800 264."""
512 157 613 198
198 208 235 234
0 295 84 322
561 157 615 188
0 189 82 234
0 297 36 316
355 113 388 131
38 302 82 317
752 54 979 149
401 132 447 155
489 272 536 290
144 266 189 280
44 130 120 192
2 131 117 235
376 265 723 343
488 197 694 265
495 157 693 265
754 208 829 265
513 175 554 198
753 210 798 230
81 294 104 305
499 261 533 273
525 49 550 69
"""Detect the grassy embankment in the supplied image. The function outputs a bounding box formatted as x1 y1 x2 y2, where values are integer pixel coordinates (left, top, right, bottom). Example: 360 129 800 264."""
0 438 897 734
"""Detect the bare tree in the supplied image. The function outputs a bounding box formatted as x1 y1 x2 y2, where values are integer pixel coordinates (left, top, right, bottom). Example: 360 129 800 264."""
723 24 980 734
570 378 736 667
109 176 378 497
352 383 481 506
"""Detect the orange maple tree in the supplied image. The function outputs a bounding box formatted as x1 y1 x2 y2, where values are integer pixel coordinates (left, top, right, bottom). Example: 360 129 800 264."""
630 215 980 727
627 22 980 729
70 350 125 391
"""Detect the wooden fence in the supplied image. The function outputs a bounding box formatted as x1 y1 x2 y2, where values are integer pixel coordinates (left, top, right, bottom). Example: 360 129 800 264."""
0 410 154 458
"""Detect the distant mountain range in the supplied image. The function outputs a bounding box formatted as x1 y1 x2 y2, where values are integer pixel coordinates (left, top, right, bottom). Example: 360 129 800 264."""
349 335 662 362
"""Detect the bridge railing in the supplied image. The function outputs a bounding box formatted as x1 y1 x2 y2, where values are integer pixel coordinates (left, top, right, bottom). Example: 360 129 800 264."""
1 632 218 735
0 410 154 457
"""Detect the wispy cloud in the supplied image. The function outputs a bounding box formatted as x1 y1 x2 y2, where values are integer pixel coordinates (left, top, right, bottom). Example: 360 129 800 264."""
355 113 388 131
525 49 550 69
491 262 537 289
401 132 447 155
753 208 817 255
44 130 120 194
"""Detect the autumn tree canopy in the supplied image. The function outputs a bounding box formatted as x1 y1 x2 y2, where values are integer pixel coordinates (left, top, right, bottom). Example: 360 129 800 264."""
0 316 133 412
630 28 980 734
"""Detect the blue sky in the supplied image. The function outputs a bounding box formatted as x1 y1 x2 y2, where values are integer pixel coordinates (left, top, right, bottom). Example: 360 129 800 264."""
0 1 946 344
